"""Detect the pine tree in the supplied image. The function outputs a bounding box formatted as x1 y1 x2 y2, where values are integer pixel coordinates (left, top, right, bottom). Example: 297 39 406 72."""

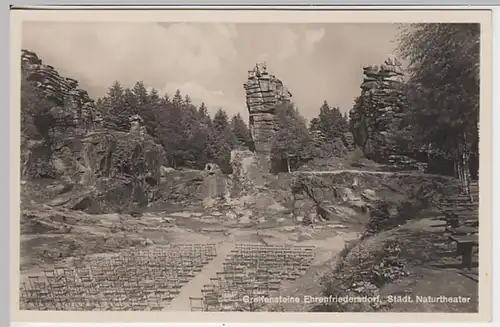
132 81 148 106
343 112 349 123
211 108 237 172
137 87 161 139
103 81 134 132
230 113 251 148
107 81 124 99
172 89 184 109
308 117 321 132
180 95 203 167
155 90 186 168
198 102 209 120
316 101 348 139
212 108 230 134
308 101 350 158
122 88 138 129
197 102 212 130
153 94 171 150
349 95 367 148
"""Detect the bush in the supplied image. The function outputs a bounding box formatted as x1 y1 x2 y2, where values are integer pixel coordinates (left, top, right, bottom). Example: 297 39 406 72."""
319 238 408 312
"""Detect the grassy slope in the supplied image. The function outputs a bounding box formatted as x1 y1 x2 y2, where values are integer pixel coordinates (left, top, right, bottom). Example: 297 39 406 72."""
309 214 478 313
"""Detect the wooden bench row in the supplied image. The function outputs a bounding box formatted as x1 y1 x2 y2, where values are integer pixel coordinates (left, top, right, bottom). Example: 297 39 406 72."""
448 234 479 270
436 190 479 271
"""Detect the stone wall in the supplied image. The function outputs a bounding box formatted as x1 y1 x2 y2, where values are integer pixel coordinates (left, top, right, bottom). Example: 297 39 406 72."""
243 62 292 172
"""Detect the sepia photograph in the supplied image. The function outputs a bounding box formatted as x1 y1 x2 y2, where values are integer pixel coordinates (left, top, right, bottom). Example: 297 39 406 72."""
11 8 492 323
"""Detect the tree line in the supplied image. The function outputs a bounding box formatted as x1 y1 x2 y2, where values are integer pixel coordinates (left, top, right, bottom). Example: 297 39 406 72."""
96 81 351 173
271 100 350 172
96 81 253 172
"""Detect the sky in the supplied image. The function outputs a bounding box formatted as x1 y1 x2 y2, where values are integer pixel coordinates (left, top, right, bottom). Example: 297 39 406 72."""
22 22 404 122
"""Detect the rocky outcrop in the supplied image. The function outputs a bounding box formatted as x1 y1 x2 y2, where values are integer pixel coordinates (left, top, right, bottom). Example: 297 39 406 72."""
244 63 292 172
350 55 415 166
86 131 165 213
291 172 458 225
21 49 102 130
21 50 167 213
23 124 166 213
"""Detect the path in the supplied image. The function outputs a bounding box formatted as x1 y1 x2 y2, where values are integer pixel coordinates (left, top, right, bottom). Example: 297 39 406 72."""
164 240 235 311
294 169 454 179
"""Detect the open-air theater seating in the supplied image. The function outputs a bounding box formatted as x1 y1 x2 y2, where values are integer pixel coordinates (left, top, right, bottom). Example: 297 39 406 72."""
191 243 315 312
20 244 217 311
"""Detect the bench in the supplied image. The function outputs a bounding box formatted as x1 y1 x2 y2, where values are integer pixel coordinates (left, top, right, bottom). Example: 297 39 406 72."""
449 234 479 270
442 211 479 219
443 194 478 201
438 204 479 212
444 216 479 228
442 208 478 215
447 226 478 236
189 297 204 311
435 211 478 227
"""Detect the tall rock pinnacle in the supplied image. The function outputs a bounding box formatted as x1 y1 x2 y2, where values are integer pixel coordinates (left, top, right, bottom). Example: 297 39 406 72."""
243 62 292 172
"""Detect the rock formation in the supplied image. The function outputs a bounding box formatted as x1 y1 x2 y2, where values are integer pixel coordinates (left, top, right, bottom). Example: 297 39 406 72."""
128 114 147 137
21 50 166 213
244 62 292 172
349 55 412 165
291 171 457 225
81 127 166 213
21 49 102 130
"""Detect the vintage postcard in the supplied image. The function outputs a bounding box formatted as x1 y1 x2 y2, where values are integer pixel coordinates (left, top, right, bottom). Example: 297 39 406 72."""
10 7 492 323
